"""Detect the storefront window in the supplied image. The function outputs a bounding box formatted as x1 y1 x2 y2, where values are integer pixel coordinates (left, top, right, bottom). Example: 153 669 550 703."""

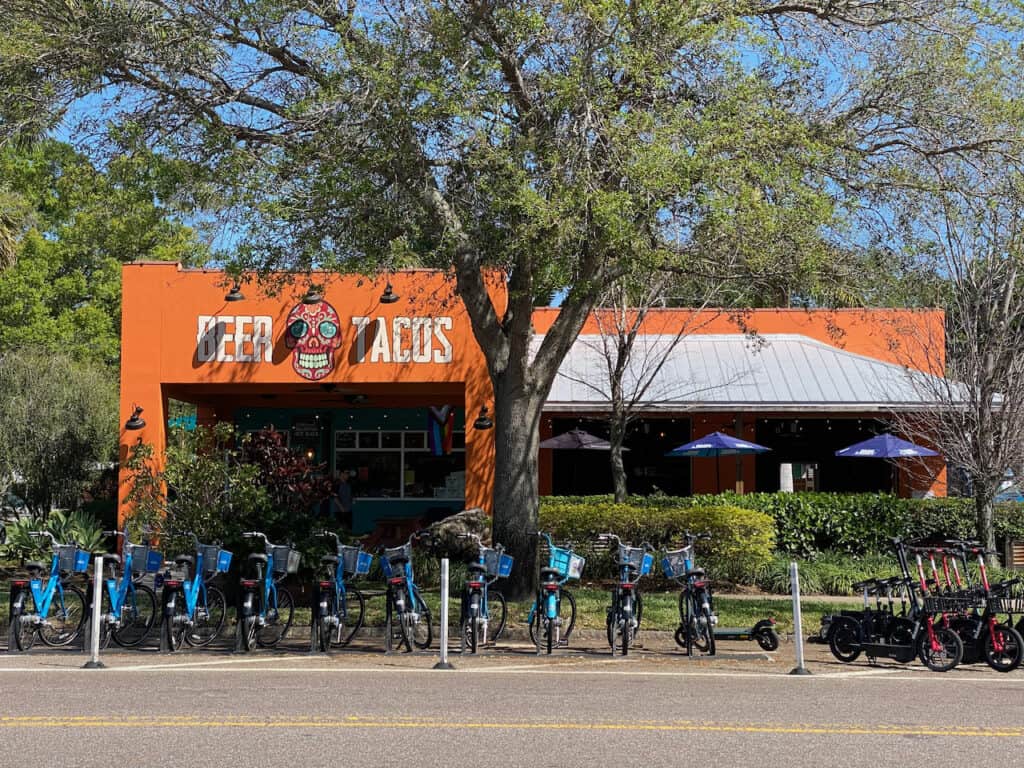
335 430 465 500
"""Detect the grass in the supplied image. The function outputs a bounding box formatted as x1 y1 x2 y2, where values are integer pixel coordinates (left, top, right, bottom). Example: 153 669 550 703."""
284 586 856 636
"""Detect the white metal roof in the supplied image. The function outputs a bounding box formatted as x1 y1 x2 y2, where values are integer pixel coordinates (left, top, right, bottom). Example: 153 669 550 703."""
543 334 944 413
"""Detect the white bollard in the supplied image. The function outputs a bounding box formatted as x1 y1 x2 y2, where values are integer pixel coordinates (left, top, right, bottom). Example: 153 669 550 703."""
789 560 811 675
82 555 106 669
433 557 454 670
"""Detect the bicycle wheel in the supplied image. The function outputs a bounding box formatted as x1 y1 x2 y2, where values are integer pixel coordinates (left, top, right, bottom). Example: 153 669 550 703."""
186 585 227 647
93 587 113 650
690 592 712 653
917 625 963 672
701 604 716 656
983 624 1023 673
112 584 158 648
409 591 432 650
485 588 507 643
828 616 862 663
39 585 86 647
257 586 295 648
11 591 37 651
317 587 335 653
331 586 365 648
241 614 258 651
164 586 188 652
562 589 577 641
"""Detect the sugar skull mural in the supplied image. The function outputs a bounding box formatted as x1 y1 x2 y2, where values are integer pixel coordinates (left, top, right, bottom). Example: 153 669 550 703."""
284 298 342 380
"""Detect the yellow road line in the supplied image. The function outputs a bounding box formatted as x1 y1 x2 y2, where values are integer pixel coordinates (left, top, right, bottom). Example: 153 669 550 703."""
0 716 1021 737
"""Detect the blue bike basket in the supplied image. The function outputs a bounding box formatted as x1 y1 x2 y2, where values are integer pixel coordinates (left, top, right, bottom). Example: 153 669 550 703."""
339 545 372 576
619 545 653 576
382 543 412 578
661 549 689 579
549 545 585 579
56 545 90 574
271 545 301 575
199 544 233 575
483 548 514 578
128 545 164 574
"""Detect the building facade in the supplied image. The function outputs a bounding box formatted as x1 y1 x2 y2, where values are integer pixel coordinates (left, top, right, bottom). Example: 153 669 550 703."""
118 264 945 533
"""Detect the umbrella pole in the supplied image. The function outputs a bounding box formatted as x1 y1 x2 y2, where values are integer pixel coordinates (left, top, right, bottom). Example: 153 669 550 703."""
716 452 721 495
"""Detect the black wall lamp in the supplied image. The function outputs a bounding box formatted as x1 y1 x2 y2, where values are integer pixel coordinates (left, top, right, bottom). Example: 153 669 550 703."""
125 406 146 431
473 405 494 430
380 281 399 304
225 281 245 302
302 286 323 304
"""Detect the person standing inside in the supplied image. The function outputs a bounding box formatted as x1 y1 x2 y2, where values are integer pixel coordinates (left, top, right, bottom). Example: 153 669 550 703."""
334 468 354 532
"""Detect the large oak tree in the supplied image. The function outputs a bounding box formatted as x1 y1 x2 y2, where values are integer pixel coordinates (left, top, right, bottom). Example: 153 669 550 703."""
4 0 1022 591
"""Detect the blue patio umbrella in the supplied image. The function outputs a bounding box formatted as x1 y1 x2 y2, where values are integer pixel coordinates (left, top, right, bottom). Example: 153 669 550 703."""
665 431 771 493
835 432 939 494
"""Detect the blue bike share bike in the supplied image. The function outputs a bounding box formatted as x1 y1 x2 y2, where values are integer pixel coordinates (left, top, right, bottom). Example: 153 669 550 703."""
315 530 372 650
663 531 717 655
237 531 299 651
8 531 89 650
456 532 513 653
527 531 584 654
382 530 433 653
95 528 163 648
599 533 653 656
160 533 231 651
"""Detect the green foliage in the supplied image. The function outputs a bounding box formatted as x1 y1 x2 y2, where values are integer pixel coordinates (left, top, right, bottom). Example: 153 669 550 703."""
2 509 105 560
124 425 333 573
0 139 207 364
548 493 1024 557
538 499 774 584
0 348 117 514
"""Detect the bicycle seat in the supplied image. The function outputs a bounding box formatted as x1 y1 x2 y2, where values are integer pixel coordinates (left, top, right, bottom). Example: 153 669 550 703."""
467 562 487 574
539 567 562 581
388 556 410 566
25 561 47 573
321 554 340 565
247 552 268 564
174 555 194 566
104 554 122 565
616 561 639 573
685 568 705 579
852 579 876 590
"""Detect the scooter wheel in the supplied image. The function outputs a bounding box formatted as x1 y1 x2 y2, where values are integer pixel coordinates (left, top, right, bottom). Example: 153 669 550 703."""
756 629 780 652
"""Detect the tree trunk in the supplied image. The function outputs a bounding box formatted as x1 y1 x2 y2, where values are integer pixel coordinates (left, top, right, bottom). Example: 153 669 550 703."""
975 489 999 567
609 406 628 503
490 376 545 600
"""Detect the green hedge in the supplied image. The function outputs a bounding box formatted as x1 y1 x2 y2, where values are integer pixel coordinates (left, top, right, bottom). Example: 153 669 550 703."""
542 493 1024 557
537 502 774 584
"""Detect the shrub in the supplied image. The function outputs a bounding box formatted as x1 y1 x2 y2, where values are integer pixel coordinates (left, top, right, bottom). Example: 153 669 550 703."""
543 493 1024 557
2 508 105 560
538 500 774 584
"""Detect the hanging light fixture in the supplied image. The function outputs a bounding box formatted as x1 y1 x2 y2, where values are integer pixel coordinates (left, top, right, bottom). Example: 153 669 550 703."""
125 406 146 431
380 281 399 304
473 405 494 430
302 286 323 304
225 281 245 302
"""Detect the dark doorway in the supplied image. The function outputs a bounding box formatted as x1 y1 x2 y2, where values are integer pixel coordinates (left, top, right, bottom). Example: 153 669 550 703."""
754 417 892 493
549 417 691 496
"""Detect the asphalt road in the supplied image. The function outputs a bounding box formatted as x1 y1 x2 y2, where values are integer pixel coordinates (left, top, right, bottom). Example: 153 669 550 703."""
2 642 1023 768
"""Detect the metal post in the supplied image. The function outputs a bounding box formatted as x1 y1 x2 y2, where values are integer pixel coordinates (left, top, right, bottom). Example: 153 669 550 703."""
433 557 454 670
82 556 106 669
7 582 21 653
789 560 811 675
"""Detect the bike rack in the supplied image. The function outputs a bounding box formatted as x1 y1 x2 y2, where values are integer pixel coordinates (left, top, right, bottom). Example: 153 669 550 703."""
433 557 454 670
82 556 106 669
789 561 811 676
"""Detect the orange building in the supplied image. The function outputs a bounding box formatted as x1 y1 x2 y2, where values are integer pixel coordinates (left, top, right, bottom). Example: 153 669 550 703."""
118 264 946 532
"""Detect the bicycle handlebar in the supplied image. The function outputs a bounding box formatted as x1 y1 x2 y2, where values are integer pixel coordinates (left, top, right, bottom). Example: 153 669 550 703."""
28 531 58 547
